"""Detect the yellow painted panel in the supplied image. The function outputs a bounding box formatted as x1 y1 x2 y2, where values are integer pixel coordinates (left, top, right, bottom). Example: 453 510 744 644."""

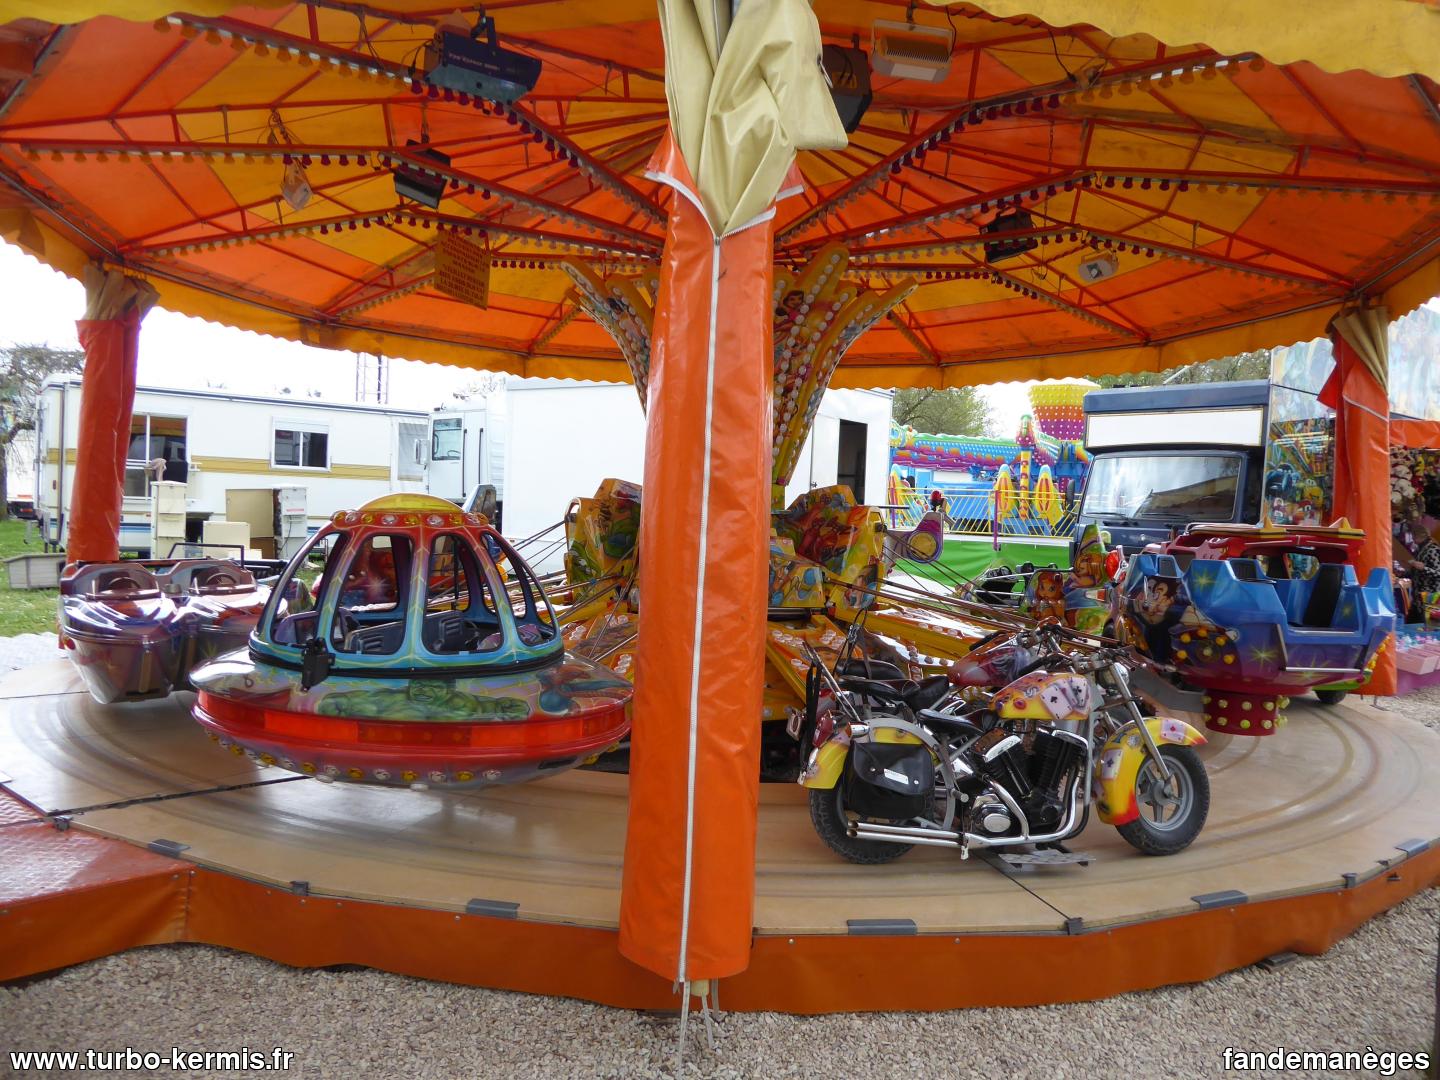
192 456 390 481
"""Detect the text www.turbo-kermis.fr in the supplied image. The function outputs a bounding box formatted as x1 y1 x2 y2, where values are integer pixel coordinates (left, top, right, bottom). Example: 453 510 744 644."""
8 1047 296 1072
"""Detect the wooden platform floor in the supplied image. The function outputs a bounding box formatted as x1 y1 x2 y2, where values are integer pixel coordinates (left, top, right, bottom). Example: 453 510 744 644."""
3 661 1437 939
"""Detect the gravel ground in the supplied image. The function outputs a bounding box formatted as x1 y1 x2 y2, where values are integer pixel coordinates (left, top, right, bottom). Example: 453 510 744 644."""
1 890 1435 1080
0 631 59 674
2 639 1437 1078
1376 681 1440 732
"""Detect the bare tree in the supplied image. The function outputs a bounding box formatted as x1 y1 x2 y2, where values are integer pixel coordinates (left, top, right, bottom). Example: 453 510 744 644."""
0 344 85 519
451 372 507 401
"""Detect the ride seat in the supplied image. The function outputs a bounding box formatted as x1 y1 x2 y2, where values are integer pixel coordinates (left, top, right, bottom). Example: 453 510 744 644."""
423 609 470 653
345 621 406 654
274 611 317 644
917 707 987 739
191 565 253 595
1153 554 1183 577
835 657 907 682
1169 549 1195 573
840 674 950 713
1228 558 1266 581
1299 563 1346 628
90 567 162 601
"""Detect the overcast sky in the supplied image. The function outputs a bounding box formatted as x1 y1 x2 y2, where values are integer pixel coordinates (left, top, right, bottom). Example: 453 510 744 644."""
0 241 478 411
0 239 1037 428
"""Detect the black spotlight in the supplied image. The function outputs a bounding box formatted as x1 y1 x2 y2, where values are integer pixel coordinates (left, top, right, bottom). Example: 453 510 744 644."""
822 43 872 134
393 140 451 209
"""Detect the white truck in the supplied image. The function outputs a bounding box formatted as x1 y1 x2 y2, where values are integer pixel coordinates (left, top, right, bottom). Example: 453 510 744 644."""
36 377 429 556
424 379 895 573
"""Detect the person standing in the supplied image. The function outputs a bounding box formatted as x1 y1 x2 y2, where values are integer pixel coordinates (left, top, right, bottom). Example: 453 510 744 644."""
1395 510 1440 619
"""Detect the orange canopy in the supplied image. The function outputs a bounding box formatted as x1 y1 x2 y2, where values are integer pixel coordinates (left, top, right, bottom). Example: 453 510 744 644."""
1392 417 1440 449
1 3 1438 386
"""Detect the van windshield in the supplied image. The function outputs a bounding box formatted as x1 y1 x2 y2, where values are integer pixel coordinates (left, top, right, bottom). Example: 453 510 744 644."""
1082 454 1242 523
431 417 462 461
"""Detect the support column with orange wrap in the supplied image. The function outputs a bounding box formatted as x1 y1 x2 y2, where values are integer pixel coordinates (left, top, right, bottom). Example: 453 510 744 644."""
66 265 157 563
616 0 847 996
1320 306 1395 695
618 136 775 988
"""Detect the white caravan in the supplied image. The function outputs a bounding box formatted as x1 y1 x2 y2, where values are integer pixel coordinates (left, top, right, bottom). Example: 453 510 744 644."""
36 377 428 555
425 379 894 573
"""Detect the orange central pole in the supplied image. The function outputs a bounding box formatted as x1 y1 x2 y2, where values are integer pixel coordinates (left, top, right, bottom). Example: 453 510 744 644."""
619 139 773 984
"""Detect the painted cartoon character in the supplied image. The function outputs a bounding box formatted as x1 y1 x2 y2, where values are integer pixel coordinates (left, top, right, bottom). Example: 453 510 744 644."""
791 504 858 569
317 679 530 721
1025 569 1067 623
773 289 806 336
1131 576 1186 661
1063 541 1109 632
536 661 632 714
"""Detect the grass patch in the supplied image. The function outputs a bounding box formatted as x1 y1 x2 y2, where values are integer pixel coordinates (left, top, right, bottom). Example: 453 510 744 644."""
0 518 59 637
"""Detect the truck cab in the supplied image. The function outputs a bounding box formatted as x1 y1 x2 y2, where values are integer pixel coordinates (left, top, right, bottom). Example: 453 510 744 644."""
1077 381 1270 555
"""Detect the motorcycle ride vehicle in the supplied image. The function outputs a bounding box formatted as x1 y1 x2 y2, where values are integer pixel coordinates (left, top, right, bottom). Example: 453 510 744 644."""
794 623 1210 866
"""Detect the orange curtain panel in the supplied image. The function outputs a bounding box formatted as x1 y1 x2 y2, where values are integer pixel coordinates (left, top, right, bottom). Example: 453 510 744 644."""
1321 332 1396 695
67 310 140 563
66 267 156 563
618 138 774 984
1390 418 1440 449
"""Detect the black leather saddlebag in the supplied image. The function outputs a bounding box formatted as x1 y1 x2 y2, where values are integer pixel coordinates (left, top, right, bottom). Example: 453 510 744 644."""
845 741 933 820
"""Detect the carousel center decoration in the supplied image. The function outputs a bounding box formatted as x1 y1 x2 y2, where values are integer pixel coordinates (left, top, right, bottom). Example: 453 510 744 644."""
564 243 915 504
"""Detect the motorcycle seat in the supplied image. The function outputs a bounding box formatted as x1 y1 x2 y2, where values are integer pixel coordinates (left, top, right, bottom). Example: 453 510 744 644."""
834 658 907 682
840 674 950 713
917 708 985 738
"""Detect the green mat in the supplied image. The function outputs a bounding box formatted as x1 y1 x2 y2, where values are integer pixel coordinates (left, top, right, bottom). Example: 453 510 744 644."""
908 535 1072 585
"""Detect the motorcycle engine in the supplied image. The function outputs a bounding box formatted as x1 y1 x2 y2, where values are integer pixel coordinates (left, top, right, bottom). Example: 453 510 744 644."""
959 724 1087 837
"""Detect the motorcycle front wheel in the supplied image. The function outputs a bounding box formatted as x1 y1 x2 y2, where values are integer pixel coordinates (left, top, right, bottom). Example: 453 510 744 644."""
808 784 913 865
1116 744 1210 856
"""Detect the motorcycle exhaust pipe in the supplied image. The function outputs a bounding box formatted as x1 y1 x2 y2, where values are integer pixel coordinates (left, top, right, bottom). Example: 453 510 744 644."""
850 780 1083 849
852 821 962 845
962 778 1086 849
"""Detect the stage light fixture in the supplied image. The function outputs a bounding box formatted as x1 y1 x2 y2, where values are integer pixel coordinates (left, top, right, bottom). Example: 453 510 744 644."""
421 13 541 104
981 210 1039 263
393 140 451 209
1078 253 1120 283
822 42 873 134
870 19 953 83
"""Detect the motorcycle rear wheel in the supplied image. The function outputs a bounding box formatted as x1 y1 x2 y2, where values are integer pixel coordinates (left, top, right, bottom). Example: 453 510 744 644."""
1115 744 1209 856
808 785 914 864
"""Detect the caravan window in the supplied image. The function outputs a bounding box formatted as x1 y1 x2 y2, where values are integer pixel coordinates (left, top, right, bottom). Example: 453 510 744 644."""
124 414 188 496
274 427 329 469
431 417 462 461
397 421 426 481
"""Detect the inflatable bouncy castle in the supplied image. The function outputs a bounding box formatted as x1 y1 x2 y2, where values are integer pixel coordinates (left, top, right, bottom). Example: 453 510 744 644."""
890 380 1093 536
